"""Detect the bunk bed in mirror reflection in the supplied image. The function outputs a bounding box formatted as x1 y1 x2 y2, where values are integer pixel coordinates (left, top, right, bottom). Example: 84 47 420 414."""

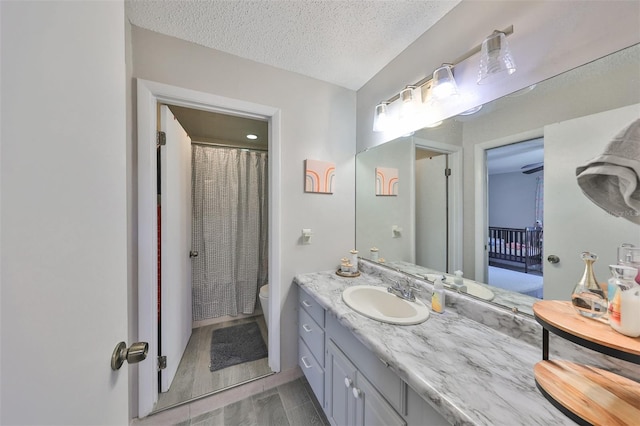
489 226 543 273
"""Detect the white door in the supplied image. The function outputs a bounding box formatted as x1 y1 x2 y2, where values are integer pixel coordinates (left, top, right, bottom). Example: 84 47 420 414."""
415 151 448 272
159 105 193 392
1 1 130 424
544 103 640 300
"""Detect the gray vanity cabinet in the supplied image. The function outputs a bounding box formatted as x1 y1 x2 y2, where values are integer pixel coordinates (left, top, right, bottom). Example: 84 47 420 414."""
326 340 405 426
298 287 326 405
326 340 357 425
297 285 449 426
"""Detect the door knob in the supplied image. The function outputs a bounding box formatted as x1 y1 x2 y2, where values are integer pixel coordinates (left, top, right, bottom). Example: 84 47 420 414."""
189 251 198 258
547 255 560 264
111 341 149 370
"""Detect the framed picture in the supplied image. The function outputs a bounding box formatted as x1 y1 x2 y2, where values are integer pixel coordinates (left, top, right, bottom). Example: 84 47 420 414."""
305 159 335 194
375 167 398 196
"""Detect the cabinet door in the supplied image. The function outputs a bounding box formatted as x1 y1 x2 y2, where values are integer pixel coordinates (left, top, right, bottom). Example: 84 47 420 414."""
354 373 406 426
326 341 357 426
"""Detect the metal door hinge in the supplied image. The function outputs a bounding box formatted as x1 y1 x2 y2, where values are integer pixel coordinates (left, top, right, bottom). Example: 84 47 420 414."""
157 131 166 147
444 168 452 177
158 355 167 371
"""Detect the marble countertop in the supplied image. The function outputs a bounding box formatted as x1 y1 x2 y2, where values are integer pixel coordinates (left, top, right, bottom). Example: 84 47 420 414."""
294 270 575 426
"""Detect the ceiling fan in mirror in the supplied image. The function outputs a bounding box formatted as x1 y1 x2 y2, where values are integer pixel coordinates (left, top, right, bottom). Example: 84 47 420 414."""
522 162 544 174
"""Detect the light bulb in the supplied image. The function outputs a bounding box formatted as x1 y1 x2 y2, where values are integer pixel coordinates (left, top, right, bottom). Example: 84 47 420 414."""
431 65 458 99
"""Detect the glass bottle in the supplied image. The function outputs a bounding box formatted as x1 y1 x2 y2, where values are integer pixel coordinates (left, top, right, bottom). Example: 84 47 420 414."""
571 252 607 318
608 265 639 335
618 243 640 284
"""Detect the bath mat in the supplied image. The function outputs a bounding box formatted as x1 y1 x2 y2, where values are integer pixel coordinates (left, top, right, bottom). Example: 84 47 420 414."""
210 321 268 372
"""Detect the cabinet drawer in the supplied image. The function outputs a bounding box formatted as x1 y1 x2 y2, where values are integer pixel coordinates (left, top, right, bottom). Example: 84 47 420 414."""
299 337 324 406
299 288 325 327
299 307 325 364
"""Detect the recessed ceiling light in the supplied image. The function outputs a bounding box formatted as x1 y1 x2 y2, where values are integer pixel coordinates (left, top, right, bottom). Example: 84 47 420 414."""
246 134 258 140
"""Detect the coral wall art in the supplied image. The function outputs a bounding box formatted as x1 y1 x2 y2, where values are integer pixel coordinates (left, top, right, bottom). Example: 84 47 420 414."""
305 159 335 194
375 167 398 196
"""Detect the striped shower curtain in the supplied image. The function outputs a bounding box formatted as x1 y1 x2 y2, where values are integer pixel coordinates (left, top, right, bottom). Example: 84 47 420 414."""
191 145 268 321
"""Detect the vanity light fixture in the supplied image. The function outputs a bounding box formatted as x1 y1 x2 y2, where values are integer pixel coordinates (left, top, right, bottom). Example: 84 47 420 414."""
424 120 443 128
399 86 420 118
458 105 483 116
477 30 516 84
373 102 390 132
431 64 458 100
372 25 515 132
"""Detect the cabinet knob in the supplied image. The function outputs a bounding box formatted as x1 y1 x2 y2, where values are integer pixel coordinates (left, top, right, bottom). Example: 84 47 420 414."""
344 377 353 388
352 387 362 399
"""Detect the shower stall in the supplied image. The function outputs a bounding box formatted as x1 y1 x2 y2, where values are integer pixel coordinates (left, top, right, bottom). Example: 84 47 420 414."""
191 144 269 321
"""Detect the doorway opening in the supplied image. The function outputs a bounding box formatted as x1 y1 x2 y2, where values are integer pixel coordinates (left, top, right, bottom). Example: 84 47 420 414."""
136 79 282 419
484 138 544 298
154 104 272 412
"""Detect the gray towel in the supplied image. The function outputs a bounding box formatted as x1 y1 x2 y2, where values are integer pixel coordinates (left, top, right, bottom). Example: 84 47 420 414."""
576 118 640 225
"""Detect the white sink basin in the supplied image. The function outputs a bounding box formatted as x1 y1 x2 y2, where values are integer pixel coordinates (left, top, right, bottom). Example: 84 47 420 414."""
342 285 430 325
425 274 495 301
464 282 495 301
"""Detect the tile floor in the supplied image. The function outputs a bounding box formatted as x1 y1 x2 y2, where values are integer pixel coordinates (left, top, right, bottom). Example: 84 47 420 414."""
156 316 271 411
174 377 330 426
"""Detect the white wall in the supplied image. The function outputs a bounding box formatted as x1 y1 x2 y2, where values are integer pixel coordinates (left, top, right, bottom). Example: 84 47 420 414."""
130 27 356 377
488 171 540 228
357 1 640 279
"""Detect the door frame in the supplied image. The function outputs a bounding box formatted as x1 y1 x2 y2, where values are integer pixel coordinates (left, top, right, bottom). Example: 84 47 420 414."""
473 128 542 283
137 79 282 417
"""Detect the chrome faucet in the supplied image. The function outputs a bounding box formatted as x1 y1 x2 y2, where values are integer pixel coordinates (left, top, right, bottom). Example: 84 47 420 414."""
387 280 420 302
422 274 446 285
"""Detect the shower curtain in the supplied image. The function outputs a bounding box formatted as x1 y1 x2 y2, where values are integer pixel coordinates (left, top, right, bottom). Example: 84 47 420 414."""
191 145 268 321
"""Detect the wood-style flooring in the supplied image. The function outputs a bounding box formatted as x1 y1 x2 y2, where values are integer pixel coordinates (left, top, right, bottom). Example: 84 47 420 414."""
156 316 271 412
175 377 330 426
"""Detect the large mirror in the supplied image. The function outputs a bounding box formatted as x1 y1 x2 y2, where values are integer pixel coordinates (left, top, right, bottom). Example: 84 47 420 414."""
356 43 640 316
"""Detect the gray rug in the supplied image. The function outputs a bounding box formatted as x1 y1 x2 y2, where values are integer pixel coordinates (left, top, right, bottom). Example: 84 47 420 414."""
210 321 268 372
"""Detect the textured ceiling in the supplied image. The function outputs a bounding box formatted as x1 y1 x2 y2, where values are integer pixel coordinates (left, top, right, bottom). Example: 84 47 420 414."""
126 0 462 90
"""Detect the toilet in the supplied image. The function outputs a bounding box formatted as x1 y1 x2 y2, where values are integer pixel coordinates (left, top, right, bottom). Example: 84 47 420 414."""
259 284 269 330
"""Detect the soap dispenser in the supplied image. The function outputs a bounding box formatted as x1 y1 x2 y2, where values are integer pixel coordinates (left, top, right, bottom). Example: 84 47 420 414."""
451 270 467 293
432 277 445 313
